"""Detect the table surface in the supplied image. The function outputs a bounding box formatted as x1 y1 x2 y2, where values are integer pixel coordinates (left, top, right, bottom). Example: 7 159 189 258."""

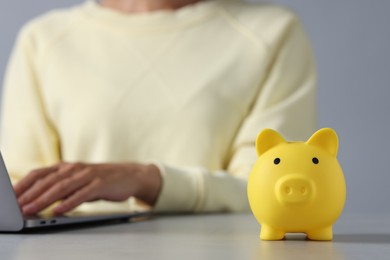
0 213 389 260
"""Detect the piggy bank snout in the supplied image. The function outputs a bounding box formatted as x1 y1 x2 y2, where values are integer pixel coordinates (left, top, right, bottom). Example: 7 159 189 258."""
275 175 315 205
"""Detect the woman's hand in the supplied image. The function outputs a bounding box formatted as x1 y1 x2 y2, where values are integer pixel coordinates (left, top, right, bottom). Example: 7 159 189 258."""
14 162 162 216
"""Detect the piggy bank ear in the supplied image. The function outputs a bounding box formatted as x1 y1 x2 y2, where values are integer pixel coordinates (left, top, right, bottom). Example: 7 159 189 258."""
256 129 286 157
306 128 338 157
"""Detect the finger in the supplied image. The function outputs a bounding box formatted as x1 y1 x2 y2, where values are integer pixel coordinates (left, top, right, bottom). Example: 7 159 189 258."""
18 172 64 206
18 163 86 206
53 181 101 215
14 165 60 197
18 163 79 206
22 169 94 215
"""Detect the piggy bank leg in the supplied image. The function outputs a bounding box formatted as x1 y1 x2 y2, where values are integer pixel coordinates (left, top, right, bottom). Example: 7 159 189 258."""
306 226 333 241
260 225 285 240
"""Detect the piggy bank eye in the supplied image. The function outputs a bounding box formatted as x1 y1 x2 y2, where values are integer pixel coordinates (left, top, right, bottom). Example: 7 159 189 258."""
274 158 281 165
312 157 319 164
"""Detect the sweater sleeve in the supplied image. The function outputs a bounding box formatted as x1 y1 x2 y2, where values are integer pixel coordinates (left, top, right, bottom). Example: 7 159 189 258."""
0 25 61 183
153 15 317 213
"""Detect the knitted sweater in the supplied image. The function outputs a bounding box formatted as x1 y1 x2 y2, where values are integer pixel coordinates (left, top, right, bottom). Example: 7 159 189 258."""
1 0 317 213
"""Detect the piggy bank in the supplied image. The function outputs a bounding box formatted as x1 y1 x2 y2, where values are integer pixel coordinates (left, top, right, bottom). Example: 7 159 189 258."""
247 128 346 240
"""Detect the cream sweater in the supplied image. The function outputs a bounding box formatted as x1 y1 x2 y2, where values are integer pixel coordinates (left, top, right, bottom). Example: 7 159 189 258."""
1 0 317 213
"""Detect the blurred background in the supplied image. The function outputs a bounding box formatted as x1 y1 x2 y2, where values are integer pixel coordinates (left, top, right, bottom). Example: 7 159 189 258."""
1 0 389 216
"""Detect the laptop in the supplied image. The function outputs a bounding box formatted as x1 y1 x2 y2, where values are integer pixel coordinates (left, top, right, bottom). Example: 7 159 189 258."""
0 152 151 232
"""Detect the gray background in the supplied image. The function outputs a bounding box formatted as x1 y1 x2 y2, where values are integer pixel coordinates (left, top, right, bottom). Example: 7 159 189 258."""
1 1 389 216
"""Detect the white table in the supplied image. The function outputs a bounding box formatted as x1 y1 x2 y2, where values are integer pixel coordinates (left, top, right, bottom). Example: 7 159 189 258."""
0 213 389 259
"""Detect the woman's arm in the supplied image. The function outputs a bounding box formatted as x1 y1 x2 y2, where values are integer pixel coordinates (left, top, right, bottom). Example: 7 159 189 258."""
14 162 161 215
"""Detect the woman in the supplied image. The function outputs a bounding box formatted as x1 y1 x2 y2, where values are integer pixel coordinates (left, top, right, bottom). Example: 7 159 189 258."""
0 0 317 215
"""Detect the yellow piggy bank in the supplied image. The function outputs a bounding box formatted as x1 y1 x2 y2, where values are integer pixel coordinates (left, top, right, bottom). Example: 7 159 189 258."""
247 128 346 241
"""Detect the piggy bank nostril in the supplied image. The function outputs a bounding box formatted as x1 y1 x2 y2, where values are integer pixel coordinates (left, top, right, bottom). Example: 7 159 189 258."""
285 186 291 194
301 187 307 194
